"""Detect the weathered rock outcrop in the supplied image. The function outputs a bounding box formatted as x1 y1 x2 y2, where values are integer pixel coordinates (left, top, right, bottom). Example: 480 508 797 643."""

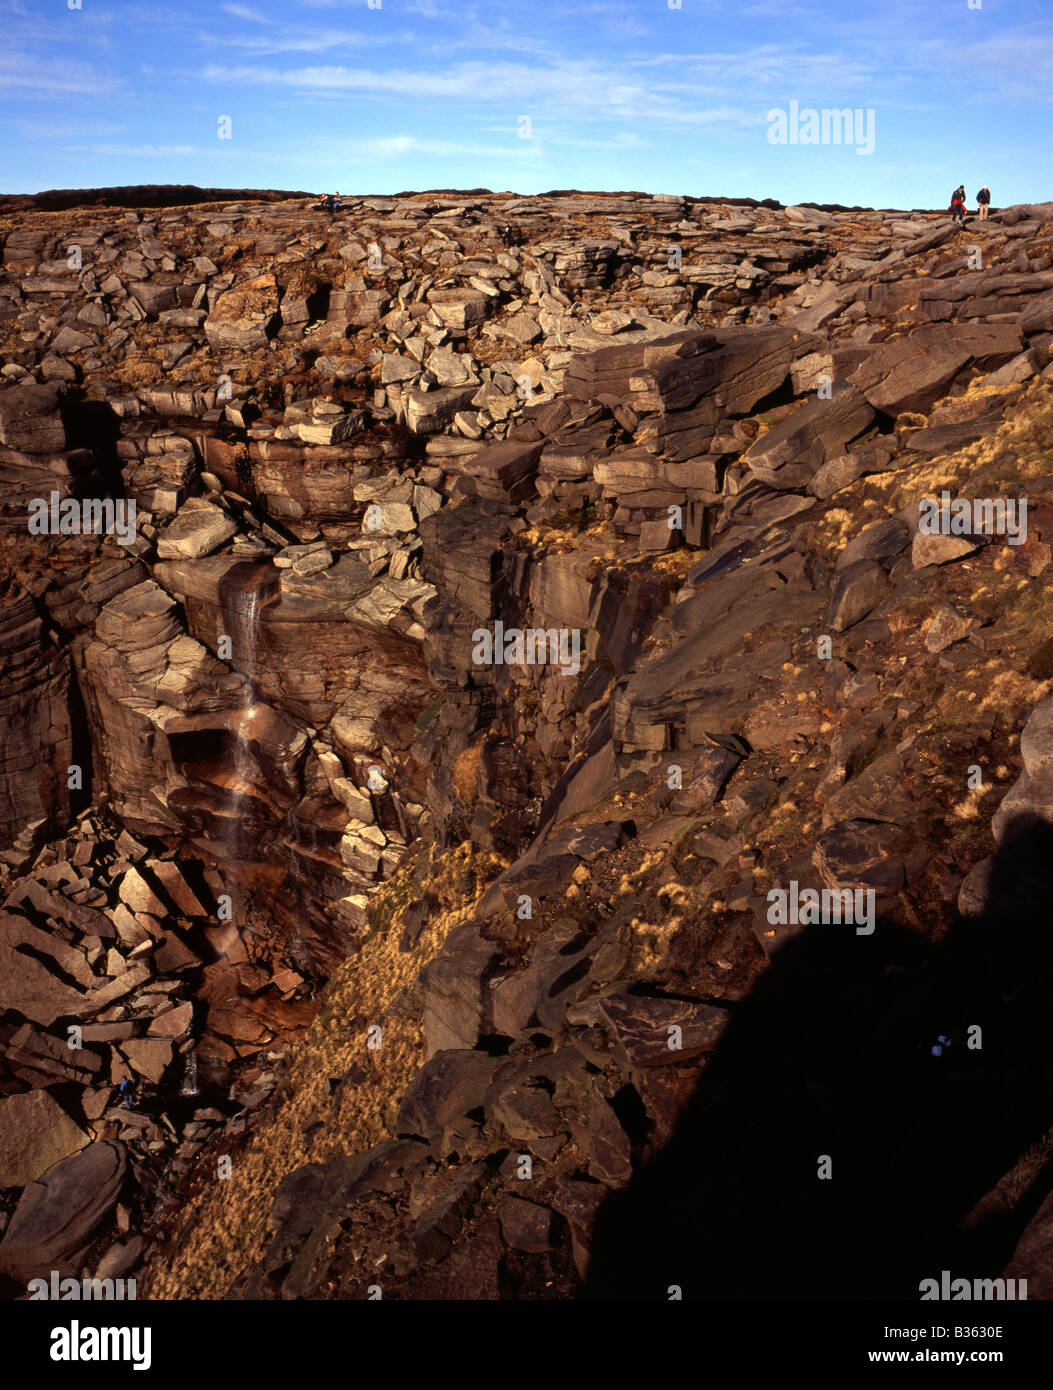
2 187 1053 1302
0 1141 127 1282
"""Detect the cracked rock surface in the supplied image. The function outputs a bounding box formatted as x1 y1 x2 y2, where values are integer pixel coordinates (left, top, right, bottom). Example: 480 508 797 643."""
1 188 1053 1300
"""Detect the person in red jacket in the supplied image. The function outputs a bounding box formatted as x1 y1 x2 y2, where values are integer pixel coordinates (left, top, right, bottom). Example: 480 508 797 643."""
949 185 967 225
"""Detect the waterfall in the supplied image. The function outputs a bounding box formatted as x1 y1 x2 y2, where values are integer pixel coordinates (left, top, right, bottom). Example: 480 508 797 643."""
229 584 259 817
218 565 273 854
233 584 259 696
179 1051 199 1097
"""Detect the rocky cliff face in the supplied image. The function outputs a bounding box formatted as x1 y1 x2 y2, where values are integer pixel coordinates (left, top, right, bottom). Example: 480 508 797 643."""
2 189 1053 1300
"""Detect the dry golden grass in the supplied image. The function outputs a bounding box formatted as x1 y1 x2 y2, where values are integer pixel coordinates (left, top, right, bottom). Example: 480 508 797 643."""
146 839 501 1300
112 358 164 388
805 506 855 563
452 740 484 803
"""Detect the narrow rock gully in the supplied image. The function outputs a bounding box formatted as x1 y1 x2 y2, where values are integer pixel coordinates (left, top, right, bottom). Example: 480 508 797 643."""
0 188 1052 1302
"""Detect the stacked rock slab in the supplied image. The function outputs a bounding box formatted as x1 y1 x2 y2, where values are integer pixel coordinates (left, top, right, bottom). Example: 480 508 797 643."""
1 189 1053 1300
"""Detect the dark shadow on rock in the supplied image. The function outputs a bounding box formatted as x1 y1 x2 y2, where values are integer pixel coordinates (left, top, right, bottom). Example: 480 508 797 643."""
585 817 1053 1299
60 397 123 499
67 662 94 819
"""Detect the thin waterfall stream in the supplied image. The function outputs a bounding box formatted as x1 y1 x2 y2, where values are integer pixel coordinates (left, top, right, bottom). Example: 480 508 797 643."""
179 1051 199 1098
216 561 277 856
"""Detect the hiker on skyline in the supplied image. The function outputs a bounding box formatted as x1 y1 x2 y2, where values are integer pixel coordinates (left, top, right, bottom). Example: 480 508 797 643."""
977 185 991 221
949 185 967 225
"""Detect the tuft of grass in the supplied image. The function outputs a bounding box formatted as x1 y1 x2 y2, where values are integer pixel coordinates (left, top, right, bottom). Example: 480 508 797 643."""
413 694 445 733
144 839 504 1301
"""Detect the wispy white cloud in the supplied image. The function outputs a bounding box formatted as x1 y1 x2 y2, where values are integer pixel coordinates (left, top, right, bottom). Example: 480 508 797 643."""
480 125 652 149
360 134 542 159
739 1 813 14
204 60 431 95
402 0 468 16
17 118 127 140
200 27 385 55
629 45 878 91
0 50 117 97
630 28 1053 108
540 131 653 150
200 58 766 131
570 1 651 37
63 143 205 157
921 33 1053 103
203 11 551 62
220 3 273 22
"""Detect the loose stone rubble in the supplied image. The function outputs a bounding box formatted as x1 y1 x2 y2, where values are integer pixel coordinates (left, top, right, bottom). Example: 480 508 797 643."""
1 187 1052 1300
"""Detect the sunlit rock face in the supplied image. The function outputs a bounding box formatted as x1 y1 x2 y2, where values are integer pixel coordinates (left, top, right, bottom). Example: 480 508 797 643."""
3 187 1053 1302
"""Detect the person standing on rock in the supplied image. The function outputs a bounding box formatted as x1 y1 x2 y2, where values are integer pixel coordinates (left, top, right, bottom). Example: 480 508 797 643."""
949 185 967 225
977 185 991 220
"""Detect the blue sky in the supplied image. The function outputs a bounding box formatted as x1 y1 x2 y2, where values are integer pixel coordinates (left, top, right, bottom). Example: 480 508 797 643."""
1 0 1050 208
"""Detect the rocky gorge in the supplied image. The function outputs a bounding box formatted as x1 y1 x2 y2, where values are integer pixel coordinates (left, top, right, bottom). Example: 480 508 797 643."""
1 186 1053 1300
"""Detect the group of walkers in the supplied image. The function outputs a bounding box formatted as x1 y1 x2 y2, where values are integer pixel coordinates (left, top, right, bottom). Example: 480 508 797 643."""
318 191 343 217
949 184 991 225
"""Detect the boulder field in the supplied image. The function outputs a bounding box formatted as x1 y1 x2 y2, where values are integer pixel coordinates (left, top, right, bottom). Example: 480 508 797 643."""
1 189 1053 1299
